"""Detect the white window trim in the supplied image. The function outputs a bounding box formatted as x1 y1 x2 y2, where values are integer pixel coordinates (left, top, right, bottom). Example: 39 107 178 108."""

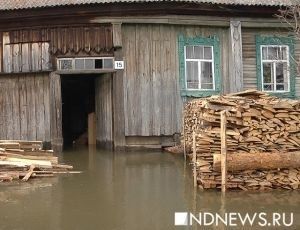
260 45 290 93
184 45 215 91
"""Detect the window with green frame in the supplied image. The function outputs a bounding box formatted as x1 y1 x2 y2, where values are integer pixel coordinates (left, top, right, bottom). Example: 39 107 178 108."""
178 35 221 97
256 35 296 98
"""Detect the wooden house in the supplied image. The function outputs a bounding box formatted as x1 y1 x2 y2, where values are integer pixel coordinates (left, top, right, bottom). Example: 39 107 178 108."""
0 0 298 151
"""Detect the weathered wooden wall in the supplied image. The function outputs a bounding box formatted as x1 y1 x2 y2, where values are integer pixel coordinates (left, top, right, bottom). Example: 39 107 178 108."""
95 74 113 147
122 24 229 136
1 25 113 73
0 73 50 141
242 28 300 98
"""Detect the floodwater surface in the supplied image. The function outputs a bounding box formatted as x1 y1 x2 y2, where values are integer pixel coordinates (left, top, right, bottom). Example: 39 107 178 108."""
0 148 299 230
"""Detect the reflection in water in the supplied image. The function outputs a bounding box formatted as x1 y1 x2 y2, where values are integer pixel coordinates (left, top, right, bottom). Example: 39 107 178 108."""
0 147 299 230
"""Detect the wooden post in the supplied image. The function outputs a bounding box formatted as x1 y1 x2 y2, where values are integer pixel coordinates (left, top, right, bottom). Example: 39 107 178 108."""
112 22 126 150
229 20 243 93
50 72 63 152
220 111 227 192
88 112 96 145
192 131 197 188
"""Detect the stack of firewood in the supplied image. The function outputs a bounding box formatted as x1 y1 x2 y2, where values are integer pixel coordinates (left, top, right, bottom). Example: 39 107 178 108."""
183 90 300 190
0 140 78 182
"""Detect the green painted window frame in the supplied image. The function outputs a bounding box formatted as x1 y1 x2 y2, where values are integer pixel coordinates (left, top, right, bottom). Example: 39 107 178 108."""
178 34 221 97
256 35 296 98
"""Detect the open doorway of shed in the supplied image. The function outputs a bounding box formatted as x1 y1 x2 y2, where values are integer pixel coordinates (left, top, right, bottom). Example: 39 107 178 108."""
61 75 96 147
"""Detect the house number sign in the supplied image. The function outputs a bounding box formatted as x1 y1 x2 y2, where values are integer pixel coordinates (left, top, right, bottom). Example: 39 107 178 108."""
114 61 124 70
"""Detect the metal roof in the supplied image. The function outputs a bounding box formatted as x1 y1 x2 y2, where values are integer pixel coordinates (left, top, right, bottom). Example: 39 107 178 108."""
0 0 298 11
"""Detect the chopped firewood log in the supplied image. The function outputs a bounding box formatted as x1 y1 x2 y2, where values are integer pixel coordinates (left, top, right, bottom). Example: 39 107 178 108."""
182 90 300 190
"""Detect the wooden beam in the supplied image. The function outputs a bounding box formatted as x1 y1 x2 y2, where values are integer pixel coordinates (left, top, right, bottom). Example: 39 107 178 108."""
112 23 126 150
220 111 227 193
92 15 289 28
50 72 63 152
229 19 243 93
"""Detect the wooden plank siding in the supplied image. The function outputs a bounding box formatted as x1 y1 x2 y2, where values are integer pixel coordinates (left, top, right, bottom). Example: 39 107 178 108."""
0 73 50 141
242 28 300 98
95 74 113 148
122 24 229 136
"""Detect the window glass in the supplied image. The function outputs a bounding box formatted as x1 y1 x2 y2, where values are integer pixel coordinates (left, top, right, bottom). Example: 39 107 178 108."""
75 59 84 69
60 59 72 70
261 45 289 92
85 59 94 69
201 62 213 89
185 45 214 90
186 61 199 89
186 46 194 59
204 47 212 60
194 46 203 59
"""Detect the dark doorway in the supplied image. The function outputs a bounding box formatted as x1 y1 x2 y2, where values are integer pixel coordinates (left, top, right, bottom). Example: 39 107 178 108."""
61 75 95 147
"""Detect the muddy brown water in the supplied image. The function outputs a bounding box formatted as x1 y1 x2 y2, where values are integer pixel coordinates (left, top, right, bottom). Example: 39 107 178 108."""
0 147 299 230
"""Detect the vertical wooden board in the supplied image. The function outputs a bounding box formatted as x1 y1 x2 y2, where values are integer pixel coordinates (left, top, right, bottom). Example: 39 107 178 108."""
95 77 100 141
0 80 4 139
174 26 183 133
21 43 29 72
19 76 28 140
229 20 243 93
11 76 21 140
6 77 14 139
12 44 21 72
106 75 113 141
88 112 96 145
160 25 173 135
25 74 36 140
3 32 12 73
170 25 178 134
159 26 166 135
1 79 8 139
31 43 40 71
43 74 51 142
95 75 113 143
123 25 136 136
151 25 162 136
139 25 151 136
50 72 63 149
113 23 122 48
0 32 2 72
35 74 45 140
42 42 50 70
134 25 143 135
122 26 129 135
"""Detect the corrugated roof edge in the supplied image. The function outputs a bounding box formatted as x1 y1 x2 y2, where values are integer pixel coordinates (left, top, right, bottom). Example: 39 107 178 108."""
0 0 298 11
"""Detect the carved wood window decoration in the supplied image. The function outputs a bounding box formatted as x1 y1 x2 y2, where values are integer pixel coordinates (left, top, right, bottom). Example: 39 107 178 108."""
178 34 221 97
256 35 296 98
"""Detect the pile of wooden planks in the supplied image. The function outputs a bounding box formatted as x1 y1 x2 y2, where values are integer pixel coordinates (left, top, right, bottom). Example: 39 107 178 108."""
0 140 77 182
183 90 300 190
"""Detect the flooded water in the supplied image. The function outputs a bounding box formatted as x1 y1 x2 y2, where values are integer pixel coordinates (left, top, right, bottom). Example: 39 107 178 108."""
0 147 299 230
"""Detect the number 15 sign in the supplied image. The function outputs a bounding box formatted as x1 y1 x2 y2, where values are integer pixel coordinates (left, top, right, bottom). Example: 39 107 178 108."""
114 61 124 70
